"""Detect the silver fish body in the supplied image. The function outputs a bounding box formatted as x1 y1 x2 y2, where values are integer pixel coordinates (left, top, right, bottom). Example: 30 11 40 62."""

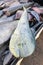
9 9 36 58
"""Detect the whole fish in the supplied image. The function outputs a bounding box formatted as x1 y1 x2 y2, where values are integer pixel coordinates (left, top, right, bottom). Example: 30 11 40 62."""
9 8 36 58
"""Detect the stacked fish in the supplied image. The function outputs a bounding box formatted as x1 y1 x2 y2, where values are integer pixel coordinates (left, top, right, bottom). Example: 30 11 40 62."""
0 0 43 65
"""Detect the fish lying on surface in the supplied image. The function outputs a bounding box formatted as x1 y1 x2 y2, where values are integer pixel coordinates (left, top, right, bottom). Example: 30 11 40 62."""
9 8 36 58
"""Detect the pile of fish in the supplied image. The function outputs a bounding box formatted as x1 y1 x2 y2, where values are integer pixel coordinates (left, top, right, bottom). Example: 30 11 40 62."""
0 0 43 65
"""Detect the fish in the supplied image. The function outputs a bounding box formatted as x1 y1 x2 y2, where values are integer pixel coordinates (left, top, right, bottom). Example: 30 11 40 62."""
9 8 36 58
